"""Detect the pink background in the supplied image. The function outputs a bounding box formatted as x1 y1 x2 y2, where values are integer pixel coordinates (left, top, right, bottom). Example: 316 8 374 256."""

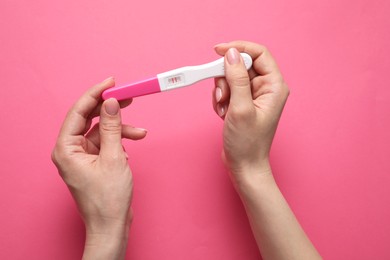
1 0 389 259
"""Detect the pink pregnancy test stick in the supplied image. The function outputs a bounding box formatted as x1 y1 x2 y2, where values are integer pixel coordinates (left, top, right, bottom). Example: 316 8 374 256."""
102 53 252 100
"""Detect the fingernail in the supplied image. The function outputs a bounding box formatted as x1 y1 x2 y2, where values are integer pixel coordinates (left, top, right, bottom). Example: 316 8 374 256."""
215 87 222 102
136 128 148 133
214 43 227 48
105 98 119 115
227 48 240 65
103 76 114 82
217 104 225 117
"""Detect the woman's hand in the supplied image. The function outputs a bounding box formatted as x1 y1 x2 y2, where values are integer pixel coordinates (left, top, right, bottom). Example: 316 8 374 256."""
212 41 321 260
212 41 289 182
51 77 147 260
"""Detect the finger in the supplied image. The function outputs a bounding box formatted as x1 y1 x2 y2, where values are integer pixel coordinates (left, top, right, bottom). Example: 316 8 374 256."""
123 145 129 160
88 98 133 120
86 123 147 154
215 77 230 104
122 125 148 140
224 48 253 111
215 41 281 77
215 42 257 79
212 87 227 118
251 75 290 103
212 78 230 118
99 98 124 159
212 87 217 114
85 123 101 151
85 139 100 155
216 101 228 119
59 77 115 139
84 99 133 136
250 76 273 99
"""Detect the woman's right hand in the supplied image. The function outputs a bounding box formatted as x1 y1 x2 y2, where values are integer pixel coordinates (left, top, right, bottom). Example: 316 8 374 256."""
212 41 289 183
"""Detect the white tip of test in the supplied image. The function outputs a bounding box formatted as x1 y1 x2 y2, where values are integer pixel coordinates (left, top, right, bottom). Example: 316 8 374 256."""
158 52 253 92
240 53 253 70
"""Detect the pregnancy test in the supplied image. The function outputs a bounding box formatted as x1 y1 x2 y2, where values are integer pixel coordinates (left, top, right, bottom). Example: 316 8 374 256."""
102 53 252 100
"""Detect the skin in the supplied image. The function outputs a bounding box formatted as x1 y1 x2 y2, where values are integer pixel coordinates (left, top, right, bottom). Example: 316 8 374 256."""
52 41 321 259
212 41 322 260
51 77 146 259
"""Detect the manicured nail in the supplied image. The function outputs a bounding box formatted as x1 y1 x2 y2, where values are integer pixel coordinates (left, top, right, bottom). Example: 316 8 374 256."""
136 128 148 133
217 104 225 117
215 87 222 102
214 43 227 48
105 98 119 115
103 76 114 82
227 48 240 65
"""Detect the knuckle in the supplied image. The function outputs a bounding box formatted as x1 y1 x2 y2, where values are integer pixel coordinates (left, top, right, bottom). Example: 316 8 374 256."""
229 73 250 88
261 45 269 54
100 121 121 134
51 148 58 165
51 144 64 165
51 144 70 172
252 42 269 54
101 153 127 167
279 81 290 99
229 104 254 121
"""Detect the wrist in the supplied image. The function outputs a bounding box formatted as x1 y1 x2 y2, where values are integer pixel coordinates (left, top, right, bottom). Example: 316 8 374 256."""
85 215 131 233
83 219 131 260
229 158 272 183
229 160 277 197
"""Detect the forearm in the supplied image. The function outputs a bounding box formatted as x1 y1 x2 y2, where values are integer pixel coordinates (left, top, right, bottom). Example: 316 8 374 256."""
235 166 322 260
82 222 130 260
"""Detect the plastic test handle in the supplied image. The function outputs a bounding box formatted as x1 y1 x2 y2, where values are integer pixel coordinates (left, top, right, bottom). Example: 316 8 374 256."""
102 77 160 100
102 53 253 100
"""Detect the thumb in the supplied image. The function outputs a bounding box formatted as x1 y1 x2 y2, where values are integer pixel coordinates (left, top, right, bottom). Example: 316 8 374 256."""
224 48 253 110
99 98 123 159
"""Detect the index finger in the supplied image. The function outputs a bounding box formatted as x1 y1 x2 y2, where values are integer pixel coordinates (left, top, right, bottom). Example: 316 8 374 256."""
58 77 115 138
214 41 282 77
